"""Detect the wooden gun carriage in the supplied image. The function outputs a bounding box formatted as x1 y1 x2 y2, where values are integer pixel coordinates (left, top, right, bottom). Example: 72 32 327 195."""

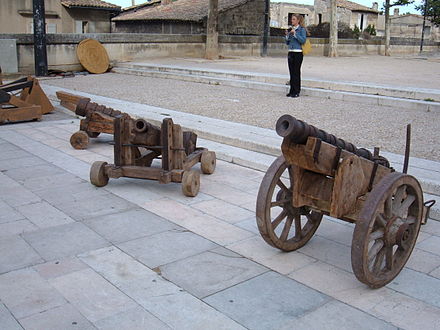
88 101 216 197
1 76 53 124
256 115 435 288
56 91 117 149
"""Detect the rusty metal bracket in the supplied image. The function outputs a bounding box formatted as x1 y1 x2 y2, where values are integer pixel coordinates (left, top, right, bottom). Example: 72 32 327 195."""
368 162 379 192
422 200 436 225
332 147 342 174
313 139 321 164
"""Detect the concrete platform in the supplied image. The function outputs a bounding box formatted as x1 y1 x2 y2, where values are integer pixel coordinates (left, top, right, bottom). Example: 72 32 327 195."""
112 61 440 112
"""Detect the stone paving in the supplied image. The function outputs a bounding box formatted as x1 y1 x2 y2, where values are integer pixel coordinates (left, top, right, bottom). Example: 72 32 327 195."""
0 104 440 330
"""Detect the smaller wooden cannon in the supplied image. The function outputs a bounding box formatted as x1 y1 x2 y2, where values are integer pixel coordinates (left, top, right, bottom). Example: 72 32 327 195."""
257 115 435 288
56 91 118 149
89 103 216 197
1 76 54 124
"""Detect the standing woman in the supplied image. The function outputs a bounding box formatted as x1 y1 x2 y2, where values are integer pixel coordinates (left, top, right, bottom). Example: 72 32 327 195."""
285 14 306 98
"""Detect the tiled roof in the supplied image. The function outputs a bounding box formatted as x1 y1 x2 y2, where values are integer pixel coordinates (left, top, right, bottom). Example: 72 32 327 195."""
113 0 251 22
61 0 121 10
337 0 378 13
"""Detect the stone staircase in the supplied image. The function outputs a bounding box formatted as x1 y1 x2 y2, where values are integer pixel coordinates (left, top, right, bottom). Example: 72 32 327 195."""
112 62 440 112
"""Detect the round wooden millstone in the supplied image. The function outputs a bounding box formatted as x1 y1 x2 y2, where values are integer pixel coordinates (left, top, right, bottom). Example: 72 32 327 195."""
77 39 110 74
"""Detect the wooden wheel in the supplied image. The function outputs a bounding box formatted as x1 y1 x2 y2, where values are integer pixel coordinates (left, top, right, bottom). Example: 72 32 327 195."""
201 151 216 174
70 131 89 149
182 170 200 197
256 156 323 251
352 172 423 288
90 161 109 187
87 131 100 138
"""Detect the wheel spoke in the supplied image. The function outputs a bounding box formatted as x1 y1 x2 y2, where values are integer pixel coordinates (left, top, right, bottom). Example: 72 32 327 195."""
294 215 302 239
280 216 293 241
271 210 287 230
368 240 384 264
376 214 387 228
276 179 289 193
397 194 416 217
270 199 290 208
369 229 384 241
385 246 394 270
393 185 406 209
372 247 386 273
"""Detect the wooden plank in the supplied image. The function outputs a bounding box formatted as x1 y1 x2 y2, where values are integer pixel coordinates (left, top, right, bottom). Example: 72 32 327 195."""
114 116 122 166
330 155 366 218
172 124 184 170
0 105 42 123
56 91 89 112
183 150 203 171
291 166 332 212
161 118 173 171
282 137 392 186
21 77 54 114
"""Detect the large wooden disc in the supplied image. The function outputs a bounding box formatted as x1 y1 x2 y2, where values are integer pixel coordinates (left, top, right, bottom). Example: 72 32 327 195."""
182 170 200 197
351 172 423 288
201 151 216 174
77 39 109 74
256 156 323 251
70 131 89 149
90 161 109 187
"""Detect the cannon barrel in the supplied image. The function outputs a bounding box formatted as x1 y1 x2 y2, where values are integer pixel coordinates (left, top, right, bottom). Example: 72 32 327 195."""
276 114 390 167
76 99 122 118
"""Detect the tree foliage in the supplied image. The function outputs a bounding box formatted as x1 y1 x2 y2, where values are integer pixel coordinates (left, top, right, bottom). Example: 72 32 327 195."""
416 0 440 27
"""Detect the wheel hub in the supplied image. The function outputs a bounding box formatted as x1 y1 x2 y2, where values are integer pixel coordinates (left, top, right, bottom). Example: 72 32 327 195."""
276 190 309 217
384 215 411 249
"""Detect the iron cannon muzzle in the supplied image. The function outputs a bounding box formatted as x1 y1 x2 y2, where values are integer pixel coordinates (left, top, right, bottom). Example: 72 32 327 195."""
134 119 150 133
276 114 390 167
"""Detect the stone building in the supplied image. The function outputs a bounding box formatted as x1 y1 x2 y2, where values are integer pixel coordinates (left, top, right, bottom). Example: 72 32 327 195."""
270 2 315 28
112 0 265 35
388 9 440 41
314 0 379 30
0 0 121 34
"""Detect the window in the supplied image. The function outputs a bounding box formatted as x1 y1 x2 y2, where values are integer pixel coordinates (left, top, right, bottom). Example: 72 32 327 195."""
75 20 89 33
318 14 322 25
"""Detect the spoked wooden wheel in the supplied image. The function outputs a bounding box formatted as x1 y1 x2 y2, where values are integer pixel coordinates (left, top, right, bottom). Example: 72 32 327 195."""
70 131 89 149
256 156 323 251
352 172 423 288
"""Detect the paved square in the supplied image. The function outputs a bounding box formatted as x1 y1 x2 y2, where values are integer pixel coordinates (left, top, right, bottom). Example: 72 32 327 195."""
0 89 439 329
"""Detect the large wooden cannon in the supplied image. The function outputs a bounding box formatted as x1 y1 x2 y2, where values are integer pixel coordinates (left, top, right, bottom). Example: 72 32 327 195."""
256 115 435 288
89 102 216 197
1 76 53 124
56 91 118 149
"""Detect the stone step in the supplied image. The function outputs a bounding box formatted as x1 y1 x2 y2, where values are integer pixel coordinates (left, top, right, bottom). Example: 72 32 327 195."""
112 64 440 113
43 84 440 221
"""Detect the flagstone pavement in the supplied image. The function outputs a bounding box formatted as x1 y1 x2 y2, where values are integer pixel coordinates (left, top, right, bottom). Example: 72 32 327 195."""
1 106 440 330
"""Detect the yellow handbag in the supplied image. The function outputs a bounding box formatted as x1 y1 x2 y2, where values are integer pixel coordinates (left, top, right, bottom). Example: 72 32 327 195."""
302 39 312 55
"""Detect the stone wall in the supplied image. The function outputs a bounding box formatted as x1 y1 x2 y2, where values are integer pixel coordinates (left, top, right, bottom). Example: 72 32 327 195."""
0 33 438 73
114 0 264 36
217 0 265 35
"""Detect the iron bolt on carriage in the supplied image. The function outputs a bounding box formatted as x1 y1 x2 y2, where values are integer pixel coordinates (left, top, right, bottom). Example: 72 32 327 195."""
256 115 435 288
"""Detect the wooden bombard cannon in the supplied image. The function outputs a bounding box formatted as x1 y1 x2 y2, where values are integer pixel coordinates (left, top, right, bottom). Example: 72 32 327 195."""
256 114 435 288
90 114 216 197
56 92 120 149
1 76 54 124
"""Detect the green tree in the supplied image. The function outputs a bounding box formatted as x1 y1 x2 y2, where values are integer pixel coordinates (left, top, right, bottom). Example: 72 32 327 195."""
416 0 440 27
383 0 414 56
